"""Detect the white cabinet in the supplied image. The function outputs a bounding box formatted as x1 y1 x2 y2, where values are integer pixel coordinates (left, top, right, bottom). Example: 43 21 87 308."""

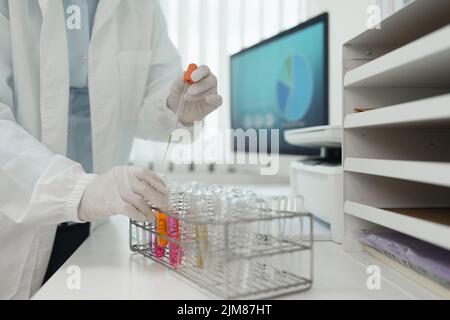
342 0 450 298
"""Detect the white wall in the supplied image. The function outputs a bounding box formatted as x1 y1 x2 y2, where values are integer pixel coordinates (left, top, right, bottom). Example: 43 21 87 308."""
307 0 376 125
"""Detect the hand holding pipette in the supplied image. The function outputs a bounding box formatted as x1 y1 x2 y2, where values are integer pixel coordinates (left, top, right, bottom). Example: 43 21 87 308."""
174 63 199 128
167 64 222 126
164 64 222 162
163 63 198 162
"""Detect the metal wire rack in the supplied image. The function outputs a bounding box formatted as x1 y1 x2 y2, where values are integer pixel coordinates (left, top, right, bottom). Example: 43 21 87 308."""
129 185 314 299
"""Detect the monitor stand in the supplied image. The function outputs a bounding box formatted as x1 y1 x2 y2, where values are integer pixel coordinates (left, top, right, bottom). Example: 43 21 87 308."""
303 147 342 166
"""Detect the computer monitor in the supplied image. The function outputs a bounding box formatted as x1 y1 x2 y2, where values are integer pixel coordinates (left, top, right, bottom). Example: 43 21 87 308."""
230 13 329 155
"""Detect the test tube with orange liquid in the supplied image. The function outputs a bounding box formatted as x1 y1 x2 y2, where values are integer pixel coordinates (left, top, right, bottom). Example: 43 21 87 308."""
155 211 168 257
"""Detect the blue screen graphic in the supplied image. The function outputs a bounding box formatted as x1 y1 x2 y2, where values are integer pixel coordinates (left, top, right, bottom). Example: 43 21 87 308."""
231 18 327 155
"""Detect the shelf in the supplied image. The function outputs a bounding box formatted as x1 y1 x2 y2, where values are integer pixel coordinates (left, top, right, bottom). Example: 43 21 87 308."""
389 208 450 227
344 158 450 188
344 25 450 88
346 0 450 48
348 250 440 299
363 245 450 299
345 94 450 129
344 201 450 250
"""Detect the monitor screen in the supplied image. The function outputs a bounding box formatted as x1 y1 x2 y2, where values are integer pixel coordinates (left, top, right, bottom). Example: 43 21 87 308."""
230 13 328 155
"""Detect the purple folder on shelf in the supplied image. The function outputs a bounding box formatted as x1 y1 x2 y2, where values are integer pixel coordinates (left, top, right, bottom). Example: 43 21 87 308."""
360 229 450 288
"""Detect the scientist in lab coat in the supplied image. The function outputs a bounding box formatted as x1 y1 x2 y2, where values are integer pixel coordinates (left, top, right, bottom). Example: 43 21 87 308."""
0 0 222 299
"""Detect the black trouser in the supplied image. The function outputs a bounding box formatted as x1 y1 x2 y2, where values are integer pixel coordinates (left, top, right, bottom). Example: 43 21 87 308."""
43 222 90 283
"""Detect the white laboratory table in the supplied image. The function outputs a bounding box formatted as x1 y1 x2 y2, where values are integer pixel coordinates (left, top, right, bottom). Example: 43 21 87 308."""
33 184 421 300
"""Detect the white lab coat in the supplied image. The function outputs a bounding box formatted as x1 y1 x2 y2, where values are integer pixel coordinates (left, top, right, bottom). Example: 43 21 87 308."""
0 0 181 299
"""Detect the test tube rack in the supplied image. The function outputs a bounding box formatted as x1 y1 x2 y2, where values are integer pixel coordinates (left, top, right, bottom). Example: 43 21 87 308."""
129 187 314 300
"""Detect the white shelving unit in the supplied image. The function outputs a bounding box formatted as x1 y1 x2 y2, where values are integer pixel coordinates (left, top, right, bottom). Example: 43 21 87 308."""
345 202 450 251
345 94 450 129
344 25 450 88
345 158 450 188
342 0 450 298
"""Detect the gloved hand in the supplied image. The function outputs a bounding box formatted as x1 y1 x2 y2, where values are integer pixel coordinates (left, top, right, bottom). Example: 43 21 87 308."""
78 167 168 223
167 65 223 126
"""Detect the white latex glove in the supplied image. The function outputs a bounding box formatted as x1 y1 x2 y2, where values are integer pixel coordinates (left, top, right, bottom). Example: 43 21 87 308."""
167 65 223 126
78 167 168 223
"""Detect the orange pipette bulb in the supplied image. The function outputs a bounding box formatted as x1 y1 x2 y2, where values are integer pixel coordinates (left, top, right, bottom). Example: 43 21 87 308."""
184 63 198 84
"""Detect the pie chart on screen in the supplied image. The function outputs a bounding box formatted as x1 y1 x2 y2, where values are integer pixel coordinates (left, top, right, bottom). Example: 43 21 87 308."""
277 54 314 122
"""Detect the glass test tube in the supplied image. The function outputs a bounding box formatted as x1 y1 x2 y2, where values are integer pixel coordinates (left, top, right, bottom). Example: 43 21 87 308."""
136 222 148 249
168 216 181 266
168 184 182 267
194 187 209 269
155 211 168 257
153 174 169 258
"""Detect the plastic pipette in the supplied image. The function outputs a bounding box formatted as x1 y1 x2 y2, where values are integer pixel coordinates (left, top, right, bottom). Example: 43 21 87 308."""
162 63 198 163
